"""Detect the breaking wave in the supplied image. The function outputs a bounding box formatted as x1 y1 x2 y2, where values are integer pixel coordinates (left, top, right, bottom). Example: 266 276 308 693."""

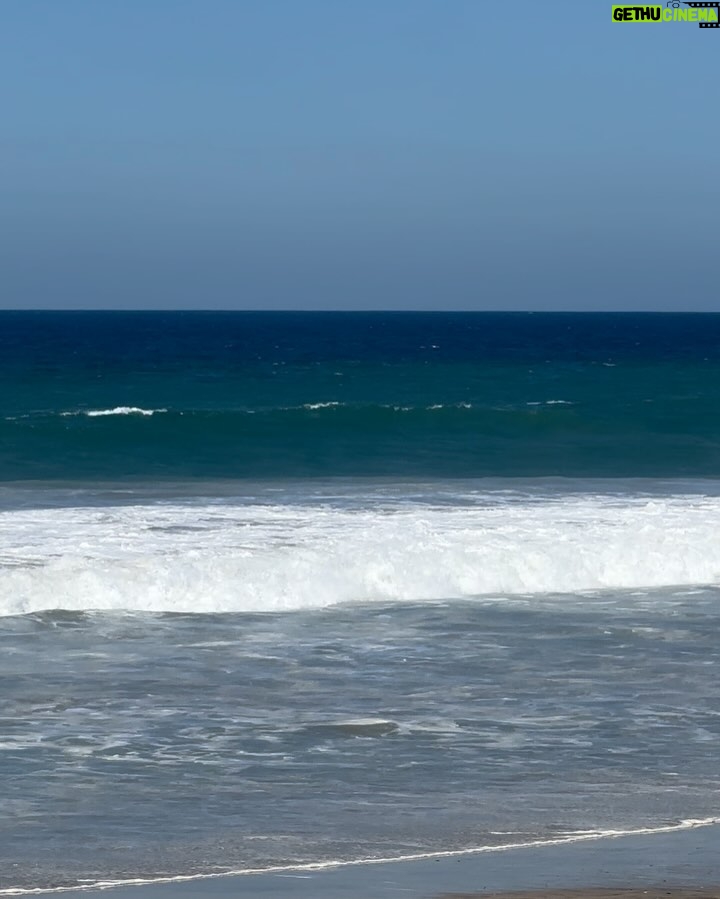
1 490 719 616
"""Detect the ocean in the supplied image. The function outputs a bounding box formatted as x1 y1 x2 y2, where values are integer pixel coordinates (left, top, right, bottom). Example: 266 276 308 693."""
2 311 720 893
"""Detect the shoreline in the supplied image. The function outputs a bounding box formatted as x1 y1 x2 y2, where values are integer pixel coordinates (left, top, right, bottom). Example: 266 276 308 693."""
433 892 720 899
6 820 720 899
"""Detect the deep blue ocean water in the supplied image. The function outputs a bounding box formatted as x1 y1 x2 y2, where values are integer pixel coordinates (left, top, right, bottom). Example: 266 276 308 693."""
2 311 720 479
2 313 720 893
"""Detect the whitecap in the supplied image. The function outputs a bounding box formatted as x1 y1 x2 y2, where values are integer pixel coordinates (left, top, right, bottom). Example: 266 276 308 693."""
60 407 167 417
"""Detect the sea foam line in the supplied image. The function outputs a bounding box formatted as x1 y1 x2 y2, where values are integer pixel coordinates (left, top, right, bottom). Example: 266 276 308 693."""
2 817 718 896
60 408 167 418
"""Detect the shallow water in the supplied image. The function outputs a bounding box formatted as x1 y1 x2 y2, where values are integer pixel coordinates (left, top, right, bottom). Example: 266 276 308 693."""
2 481 720 891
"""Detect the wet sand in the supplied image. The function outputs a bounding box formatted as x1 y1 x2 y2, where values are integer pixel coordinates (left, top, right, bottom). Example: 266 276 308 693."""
19 821 720 898
434 892 720 899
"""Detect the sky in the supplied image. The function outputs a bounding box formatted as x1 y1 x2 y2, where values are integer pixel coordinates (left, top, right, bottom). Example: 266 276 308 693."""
1 1 718 311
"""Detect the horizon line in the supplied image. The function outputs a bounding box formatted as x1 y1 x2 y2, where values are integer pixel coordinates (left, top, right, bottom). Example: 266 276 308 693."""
1 309 719 315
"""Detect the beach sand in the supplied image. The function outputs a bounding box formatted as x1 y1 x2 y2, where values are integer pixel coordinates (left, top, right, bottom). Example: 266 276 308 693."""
22 822 720 898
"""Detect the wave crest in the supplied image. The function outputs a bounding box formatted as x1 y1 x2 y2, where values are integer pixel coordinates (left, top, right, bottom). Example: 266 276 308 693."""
60 407 167 417
1 492 720 616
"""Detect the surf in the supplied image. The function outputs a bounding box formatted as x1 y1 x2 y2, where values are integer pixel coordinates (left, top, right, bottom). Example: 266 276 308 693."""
2 489 720 616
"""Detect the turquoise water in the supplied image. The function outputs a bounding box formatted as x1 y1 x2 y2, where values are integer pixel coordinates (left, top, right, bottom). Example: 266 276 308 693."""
2 313 720 892
2 311 720 479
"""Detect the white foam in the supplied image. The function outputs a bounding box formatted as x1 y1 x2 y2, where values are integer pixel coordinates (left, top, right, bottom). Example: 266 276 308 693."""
289 402 477 412
60 407 167 417
1 492 720 616
526 400 574 406
1 816 718 895
426 402 473 410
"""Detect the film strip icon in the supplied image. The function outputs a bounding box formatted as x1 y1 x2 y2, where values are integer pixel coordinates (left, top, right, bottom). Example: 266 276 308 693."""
680 1 720 27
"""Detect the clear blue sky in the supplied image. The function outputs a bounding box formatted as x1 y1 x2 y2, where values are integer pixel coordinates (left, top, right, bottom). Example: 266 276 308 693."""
1 1 717 310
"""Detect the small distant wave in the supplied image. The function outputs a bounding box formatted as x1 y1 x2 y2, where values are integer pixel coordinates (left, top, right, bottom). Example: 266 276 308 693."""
426 402 472 410
295 402 475 412
285 401 568 414
14 401 575 423
60 407 168 418
526 400 574 406
0 397 714 480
